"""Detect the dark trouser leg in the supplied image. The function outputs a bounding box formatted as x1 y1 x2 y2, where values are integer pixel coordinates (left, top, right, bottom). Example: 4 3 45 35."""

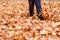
35 0 42 14
35 0 44 20
28 0 34 16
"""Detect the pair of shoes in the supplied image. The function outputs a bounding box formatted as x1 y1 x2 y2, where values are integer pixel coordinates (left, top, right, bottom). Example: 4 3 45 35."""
38 15 45 20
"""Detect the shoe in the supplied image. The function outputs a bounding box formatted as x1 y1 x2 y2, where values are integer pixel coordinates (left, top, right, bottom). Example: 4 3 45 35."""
30 13 34 17
38 15 45 20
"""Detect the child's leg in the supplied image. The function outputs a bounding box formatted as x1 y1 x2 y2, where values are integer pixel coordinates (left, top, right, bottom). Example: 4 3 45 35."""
35 0 44 20
28 0 34 16
35 0 42 14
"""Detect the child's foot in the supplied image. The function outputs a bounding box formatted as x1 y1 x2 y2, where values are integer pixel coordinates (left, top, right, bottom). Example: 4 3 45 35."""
30 13 34 17
38 15 45 20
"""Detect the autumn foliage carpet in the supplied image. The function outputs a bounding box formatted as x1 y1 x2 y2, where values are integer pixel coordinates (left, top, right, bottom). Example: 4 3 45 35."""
0 0 60 40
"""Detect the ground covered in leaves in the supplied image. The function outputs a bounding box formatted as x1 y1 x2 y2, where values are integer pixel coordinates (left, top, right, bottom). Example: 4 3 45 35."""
0 0 60 40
